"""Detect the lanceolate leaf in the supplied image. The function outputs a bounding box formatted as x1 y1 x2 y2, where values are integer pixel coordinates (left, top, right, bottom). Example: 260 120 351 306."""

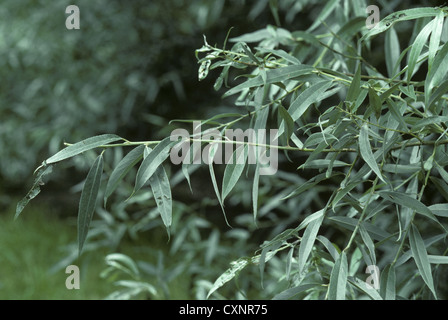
385 27 400 78
407 19 434 82
361 7 445 41
133 137 175 196
15 165 53 219
208 143 230 226
46 134 122 165
409 224 438 299
380 264 396 300
223 64 313 98
148 164 172 233
78 154 104 255
328 251 348 300
307 0 339 32
298 214 324 276
222 145 248 201
428 11 445 72
359 124 385 182
104 145 145 206
288 80 333 123
425 41 448 105
380 191 441 224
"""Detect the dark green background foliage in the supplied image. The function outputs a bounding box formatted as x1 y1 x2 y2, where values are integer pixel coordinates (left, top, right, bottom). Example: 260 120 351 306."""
2 0 448 300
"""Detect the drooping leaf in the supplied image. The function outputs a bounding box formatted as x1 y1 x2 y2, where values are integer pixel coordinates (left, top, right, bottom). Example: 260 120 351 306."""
380 264 396 300
406 19 434 82
104 145 145 206
359 124 385 182
428 11 445 72
348 276 383 300
15 165 53 219
298 214 324 276
409 224 438 299
288 80 333 123
307 0 340 32
78 153 104 255
425 41 448 105
379 191 441 224
368 86 382 120
222 145 248 201
148 164 172 233
277 105 294 144
328 251 348 300
133 137 175 196
272 284 319 300
208 143 230 226
385 27 400 78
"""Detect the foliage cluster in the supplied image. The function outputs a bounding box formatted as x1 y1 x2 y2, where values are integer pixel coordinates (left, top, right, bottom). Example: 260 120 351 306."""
16 0 448 299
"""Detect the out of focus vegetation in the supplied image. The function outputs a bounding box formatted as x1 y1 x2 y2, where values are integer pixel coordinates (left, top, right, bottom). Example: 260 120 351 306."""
1 0 282 300
3 0 448 300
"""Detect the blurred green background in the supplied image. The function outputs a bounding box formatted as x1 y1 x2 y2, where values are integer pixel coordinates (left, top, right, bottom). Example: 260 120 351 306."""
2 0 445 300
0 0 286 299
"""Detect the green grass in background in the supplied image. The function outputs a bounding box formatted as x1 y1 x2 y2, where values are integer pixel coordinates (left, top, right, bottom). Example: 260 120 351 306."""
0 204 114 299
0 202 193 300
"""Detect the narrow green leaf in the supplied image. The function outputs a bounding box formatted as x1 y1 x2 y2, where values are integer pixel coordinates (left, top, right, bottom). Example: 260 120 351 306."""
278 105 294 144
329 216 391 241
104 145 145 206
282 173 327 200
425 41 448 105
428 79 448 111
380 264 396 300
256 47 301 65
223 64 313 98
78 154 104 255
359 225 376 265
385 27 400 78
269 0 281 26
428 255 448 264
288 80 333 123
316 235 340 261
380 191 441 224
328 251 348 300
346 62 361 104
348 276 383 300
208 143 230 226
307 0 339 32
133 137 175 196
252 163 260 222
428 203 448 217
46 134 122 165
272 284 318 300
368 87 382 120
105 253 140 279
285 246 294 280
222 145 248 201
15 165 53 219
149 164 172 233
407 19 434 82
428 11 445 71
298 215 324 276
359 124 385 182
409 224 438 299
361 7 444 41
